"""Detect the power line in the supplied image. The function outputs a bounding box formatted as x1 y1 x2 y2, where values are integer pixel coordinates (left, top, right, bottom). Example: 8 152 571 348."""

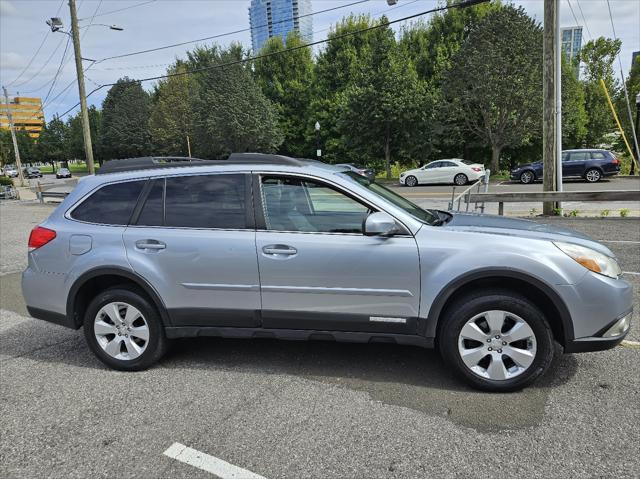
574 0 592 39
95 0 370 63
604 0 639 160
4 0 65 87
42 36 71 107
78 0 157 21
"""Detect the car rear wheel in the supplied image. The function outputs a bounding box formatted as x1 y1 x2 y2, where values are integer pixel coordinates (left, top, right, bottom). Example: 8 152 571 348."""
438 290 554 392
454 173 468 186
405 175 418 187
585 168 602 183
84 288 168 371
519 170 535 184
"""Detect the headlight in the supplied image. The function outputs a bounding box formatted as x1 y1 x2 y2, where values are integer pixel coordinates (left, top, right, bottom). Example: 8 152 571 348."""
553 242 622 279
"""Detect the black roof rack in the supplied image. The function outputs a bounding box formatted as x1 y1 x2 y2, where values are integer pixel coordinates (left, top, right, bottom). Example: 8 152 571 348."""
96 153 307 175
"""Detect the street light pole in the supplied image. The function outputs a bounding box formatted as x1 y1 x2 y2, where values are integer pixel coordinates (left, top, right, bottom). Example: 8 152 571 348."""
315 121 321 160
69 0 95 174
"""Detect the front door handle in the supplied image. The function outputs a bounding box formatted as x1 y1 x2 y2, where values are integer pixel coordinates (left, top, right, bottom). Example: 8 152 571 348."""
262 244 297 256
136 239 166 250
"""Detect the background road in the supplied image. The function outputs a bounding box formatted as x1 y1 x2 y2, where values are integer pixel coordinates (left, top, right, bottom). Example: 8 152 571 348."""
1 202 639 478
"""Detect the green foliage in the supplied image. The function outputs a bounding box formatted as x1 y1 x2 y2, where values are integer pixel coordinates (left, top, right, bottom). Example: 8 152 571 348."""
561 54 587 148
443 6 543 171
0 175 13 186
567 209 580 217
101 77 151 159
253 32 314 157
0 129 14 166
66 106 102 162
37 116 67 163
619 208 629 218
580 38 621 147
15 130 37 163
149 62 195 156
600 209 610 217
188 44 283 159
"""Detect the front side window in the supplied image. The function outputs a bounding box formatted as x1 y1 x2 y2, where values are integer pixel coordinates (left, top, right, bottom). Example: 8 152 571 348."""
71 180 145 225
164 174 247 229
261 177 369 233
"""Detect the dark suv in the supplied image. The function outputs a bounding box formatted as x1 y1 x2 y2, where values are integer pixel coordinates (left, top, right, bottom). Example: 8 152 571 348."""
510 149 621 184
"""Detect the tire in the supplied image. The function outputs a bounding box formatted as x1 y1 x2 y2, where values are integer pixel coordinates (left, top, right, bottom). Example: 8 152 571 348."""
405 175 418 187
584 168 602 183
519 170 535 184
84 288 168 371
438 289 554 392
454 173 468 186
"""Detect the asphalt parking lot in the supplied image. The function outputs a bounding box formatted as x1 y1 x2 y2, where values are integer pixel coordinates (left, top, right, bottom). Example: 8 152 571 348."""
1 202 639 478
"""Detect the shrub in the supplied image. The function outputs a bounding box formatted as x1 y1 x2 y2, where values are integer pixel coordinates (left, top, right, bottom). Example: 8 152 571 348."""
0 176 14 186
620 208 630 218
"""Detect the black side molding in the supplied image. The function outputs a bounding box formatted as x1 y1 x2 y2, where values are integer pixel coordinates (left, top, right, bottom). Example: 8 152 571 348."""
27 306 78 329
165 326 434 348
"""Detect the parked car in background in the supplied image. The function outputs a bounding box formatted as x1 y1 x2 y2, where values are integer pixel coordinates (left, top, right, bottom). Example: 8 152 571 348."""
335 163 375 181
23 167 43 179
22 154 632 391
510 149 620 184
56 167 72 179
400 159 485 187
3 166 18 177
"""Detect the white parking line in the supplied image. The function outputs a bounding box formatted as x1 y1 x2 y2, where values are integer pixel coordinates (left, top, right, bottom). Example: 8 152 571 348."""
620 340 640 350
164 443 266 479
622 271 640 276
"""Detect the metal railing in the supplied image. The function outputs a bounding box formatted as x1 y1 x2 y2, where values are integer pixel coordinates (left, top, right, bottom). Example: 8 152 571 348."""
448 169 491 213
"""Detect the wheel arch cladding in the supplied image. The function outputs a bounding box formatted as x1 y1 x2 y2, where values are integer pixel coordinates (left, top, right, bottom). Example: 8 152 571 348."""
67 267 170 329
424 269 574 347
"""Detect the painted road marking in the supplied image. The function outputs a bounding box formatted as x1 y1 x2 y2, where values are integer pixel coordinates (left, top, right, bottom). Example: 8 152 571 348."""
622 271 640 276
164 443 266 479
620 340 640 350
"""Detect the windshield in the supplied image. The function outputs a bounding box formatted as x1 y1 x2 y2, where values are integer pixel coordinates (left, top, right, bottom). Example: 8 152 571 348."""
340 171 440 225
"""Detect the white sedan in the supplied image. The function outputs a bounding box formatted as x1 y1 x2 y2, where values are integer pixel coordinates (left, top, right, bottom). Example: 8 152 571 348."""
399 159 485 187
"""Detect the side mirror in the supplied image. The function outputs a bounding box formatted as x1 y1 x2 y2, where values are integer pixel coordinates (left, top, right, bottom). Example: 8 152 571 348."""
364 212 399 236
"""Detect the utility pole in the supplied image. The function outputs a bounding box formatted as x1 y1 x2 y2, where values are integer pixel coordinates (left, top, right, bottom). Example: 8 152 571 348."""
2 86 26 187
69 0 95 174
542 0 558 215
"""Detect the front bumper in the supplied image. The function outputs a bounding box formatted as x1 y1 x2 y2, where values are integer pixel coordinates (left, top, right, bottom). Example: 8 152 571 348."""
564 310 632 352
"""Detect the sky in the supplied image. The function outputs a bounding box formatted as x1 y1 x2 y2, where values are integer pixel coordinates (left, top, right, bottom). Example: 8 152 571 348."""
1 0 638 122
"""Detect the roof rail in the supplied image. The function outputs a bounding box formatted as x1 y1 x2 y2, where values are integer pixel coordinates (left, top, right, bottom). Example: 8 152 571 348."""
96 153 308 175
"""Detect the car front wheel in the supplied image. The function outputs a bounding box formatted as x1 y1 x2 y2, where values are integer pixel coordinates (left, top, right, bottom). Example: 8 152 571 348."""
438 290 554 391
404 175 418 187
84 288 168 371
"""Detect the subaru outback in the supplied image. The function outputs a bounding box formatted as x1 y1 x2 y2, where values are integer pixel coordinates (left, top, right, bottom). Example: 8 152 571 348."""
22 154 633 391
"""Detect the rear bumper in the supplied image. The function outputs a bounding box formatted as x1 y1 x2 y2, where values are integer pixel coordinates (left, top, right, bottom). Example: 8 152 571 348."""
26 306 77 329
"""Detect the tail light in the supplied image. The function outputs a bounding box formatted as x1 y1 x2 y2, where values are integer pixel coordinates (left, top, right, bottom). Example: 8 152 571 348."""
612 158 620 165
472 167 482 172
28 226 56 250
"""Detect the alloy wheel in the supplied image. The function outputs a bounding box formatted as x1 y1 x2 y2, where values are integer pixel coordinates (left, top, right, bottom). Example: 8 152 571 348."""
454 174 467 186
94 302 150 360
585 169 601 182
457 310 537 381
520 171 534 184
405 176 417 187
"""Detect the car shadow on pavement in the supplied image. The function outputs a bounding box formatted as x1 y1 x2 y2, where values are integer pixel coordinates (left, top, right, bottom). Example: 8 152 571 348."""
0 321 578 432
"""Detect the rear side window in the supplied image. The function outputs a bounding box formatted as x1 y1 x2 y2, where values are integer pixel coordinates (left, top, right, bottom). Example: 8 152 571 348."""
590 151 606 160
164 174 247 229
71 180 145 225
137 179 164 226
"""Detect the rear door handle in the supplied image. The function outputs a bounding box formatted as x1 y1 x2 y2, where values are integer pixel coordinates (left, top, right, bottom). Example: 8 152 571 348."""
136 240 166 250
262 244 297 256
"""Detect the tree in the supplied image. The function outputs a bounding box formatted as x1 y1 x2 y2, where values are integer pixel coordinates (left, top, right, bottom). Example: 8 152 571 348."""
188 44 283 159
253 32 314 158
337 22 434 178
100 77 151 159
15 130 37 164
561 54 587 148
614 55 639 164
149 61 195 156
66 106 102 163
443 6 543 172
37 116 67 166
580 37 621 147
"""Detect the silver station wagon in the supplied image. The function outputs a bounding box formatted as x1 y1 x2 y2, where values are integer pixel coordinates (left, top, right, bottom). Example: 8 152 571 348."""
22 154 632 391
